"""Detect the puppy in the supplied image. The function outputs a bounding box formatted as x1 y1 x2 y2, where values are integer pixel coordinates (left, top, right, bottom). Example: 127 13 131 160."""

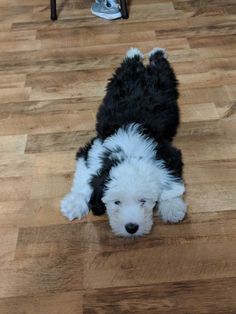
61 47 187 237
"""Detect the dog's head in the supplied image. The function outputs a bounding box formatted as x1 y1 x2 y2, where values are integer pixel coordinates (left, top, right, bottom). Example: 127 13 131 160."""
102 159 161 237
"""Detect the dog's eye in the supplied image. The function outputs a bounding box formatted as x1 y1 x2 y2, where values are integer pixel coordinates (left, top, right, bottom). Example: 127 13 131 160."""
114 200 121 206
139 199 146 206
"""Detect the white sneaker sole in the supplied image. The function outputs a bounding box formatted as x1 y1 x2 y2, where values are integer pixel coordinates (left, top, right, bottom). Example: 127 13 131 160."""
91 8 122 20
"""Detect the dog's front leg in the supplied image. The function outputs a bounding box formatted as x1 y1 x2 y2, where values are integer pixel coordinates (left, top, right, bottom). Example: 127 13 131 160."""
158 196 187 223
157 181 187 223
61 157 92 220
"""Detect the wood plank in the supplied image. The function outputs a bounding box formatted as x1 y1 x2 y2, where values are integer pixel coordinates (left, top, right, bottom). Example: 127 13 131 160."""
0 110 95 135
186 182 236 213
83 278 236 314
176 133 236 162
0 176 32 201
0 40 41 53
0 74 26 88
40 30 157 49
13 211 236 258
25 130 95 154
0 87 31 103
0 198 64 228
83 239 236 289
0 30 36 41
0 254 83 298
0 98 100 115
226 84 236 100
30 173 72 199
184 160 236 184
0 227 18 262
0 154 33 178
0 198 102 228
179 86 230 105
29 81 106 101
0 135 27 154
32 151 75 176
181 102 220 122
0 291 83 314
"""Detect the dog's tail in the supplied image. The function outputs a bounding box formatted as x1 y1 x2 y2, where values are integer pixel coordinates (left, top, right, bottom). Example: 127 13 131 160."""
148 47 168 67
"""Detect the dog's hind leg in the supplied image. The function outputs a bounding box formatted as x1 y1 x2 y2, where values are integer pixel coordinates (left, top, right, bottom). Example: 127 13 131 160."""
147 47 178 93
145 47 179 141
113 47 145 79
126 47 144 60
96 48 146 138
148 47 168 64
113 47 145 80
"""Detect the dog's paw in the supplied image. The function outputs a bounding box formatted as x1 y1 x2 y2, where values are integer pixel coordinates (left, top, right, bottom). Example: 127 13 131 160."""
158 197 187 223
126 47 144 59
60 193 89 221
148 47 168 60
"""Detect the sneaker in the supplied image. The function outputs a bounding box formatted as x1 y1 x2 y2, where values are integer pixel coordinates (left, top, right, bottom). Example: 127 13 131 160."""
91 0 122 20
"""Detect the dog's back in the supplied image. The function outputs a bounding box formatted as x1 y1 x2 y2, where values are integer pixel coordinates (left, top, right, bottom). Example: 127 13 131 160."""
96 49 179 142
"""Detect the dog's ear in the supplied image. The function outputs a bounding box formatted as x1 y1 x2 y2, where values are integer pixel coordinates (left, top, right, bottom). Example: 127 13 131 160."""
89 174 107 216
89 194 106 216
156 140 183 178
89 156 116 216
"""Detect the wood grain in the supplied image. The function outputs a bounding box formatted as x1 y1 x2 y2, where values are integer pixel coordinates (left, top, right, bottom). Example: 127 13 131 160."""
83 278 236 314
0 0 236 313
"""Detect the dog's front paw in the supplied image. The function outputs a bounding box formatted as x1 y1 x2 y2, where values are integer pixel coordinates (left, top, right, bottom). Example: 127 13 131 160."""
61 193 89 221
158 197 187 223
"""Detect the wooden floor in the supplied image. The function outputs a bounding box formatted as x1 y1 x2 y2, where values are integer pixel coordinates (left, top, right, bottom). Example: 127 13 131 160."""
0 0 236 313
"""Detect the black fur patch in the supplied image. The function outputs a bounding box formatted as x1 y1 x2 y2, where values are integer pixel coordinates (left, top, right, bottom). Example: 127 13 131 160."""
96 52 179 142
75 137 98 166
156 140 183 178
89 151 123 215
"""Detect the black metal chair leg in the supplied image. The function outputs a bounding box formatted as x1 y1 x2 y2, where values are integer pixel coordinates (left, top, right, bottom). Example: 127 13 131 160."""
50 0 58 20
120 0 129 19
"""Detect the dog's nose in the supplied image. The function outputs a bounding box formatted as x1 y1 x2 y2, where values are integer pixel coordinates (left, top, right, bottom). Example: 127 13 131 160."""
125 223 139 234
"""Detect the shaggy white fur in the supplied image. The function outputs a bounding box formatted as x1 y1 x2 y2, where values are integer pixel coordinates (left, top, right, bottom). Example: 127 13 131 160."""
61 123 186 236
158 197 187 223
102 158 160 236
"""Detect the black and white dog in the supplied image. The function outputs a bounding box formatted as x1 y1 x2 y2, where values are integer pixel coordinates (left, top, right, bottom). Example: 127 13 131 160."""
61 47 187 237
